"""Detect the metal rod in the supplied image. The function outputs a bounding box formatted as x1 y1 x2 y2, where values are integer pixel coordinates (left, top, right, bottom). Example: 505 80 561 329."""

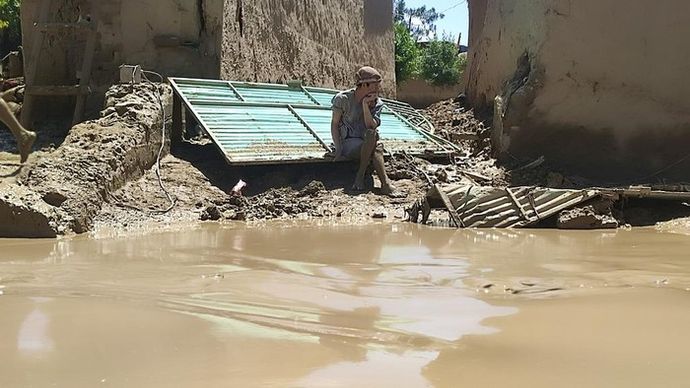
300 86 322 106
506 187 531 221
288 105 331 151
226 81 246 101
384 106 448 151
169 79 233 164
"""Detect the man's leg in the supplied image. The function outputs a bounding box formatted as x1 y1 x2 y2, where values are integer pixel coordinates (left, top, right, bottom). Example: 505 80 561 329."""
0 99 36 163
371 145 394 195
354 129 377 190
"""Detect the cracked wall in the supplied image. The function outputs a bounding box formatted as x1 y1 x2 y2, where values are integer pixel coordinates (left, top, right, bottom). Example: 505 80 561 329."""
466 0 690 180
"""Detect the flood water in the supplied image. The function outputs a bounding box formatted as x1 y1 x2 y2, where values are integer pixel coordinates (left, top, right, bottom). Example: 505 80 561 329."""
1 222 689 387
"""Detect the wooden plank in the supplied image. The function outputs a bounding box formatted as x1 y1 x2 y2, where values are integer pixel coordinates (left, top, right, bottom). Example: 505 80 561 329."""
506 187 531 222
37 22 95 32
435 184 465 227
171 93 183 144
21 0 51 128
26 85 91 96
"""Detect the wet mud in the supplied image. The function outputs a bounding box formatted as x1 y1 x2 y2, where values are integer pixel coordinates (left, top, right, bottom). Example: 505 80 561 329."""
1 223 690 387
1 83 171 237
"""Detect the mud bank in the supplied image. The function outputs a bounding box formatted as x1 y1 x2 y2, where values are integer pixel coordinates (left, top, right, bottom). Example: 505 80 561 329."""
0 83 170 237
5 89 689 237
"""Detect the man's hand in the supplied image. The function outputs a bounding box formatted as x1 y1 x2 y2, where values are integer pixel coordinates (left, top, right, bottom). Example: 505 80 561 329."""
362 93 378 105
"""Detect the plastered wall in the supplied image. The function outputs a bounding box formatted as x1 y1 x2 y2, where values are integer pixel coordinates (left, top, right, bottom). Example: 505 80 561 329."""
465 0 690 179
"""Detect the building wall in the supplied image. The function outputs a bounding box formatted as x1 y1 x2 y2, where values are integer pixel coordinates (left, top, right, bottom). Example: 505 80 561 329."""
220 0 396 96
21 0 223 103
21 0 395 113
465 0 690 180
396 79 463 108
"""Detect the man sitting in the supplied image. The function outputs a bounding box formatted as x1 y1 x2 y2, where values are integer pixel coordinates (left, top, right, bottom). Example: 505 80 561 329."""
330 66 395 195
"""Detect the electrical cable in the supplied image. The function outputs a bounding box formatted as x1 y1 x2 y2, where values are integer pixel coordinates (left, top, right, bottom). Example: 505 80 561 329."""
440 1 467 14
110 68 177 215
141 69 177 214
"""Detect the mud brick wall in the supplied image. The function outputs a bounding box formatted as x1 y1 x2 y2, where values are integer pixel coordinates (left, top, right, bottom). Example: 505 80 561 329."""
21 0 395 108
220 0 396 97
465 0 690 180
20 0 223 114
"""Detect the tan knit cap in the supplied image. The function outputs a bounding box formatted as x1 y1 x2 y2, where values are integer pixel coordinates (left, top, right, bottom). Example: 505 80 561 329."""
355 66 382 85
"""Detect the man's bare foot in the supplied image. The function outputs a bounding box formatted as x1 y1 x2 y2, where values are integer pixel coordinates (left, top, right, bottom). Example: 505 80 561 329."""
352 176 366 191
380 183 403 198
19 131 36 164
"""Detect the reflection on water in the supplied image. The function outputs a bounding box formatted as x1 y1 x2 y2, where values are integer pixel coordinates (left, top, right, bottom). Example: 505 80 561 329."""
1 223 690 387
17 300 54 358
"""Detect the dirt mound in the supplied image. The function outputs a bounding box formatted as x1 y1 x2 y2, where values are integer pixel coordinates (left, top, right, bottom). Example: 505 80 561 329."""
0 82 171 236
422 99 491 150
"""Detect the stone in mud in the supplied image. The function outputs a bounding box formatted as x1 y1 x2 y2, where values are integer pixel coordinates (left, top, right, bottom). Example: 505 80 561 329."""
200 204 222 221
299 180 326 197
0 187 63 237
372 211 388 219
42 191 68 207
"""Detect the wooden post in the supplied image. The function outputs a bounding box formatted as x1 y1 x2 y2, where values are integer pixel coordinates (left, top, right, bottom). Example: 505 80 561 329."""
21 0 51 128
171 93 183 145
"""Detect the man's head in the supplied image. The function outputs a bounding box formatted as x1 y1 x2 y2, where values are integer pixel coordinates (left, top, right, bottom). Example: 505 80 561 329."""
355 66 382 95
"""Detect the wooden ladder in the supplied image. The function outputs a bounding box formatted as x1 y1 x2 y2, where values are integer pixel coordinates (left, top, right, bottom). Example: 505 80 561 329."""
21 0 97 127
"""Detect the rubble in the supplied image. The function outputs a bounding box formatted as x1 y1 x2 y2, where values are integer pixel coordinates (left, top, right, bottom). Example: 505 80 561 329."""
558 205 619 229
422 99 490 146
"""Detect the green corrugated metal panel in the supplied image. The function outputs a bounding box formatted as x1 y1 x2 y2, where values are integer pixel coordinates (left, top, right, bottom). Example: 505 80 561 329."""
175 79 241 103
232 82 317 105
193 103 326 163
303 87 338 107
169 78 449 165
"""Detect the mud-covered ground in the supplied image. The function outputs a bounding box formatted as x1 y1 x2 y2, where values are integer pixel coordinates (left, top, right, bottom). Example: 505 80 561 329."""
3 83 689 235
94 97 690 232
94 98 499 230
95 145 431 230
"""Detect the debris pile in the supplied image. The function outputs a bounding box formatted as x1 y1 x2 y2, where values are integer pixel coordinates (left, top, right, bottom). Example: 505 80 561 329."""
557 200 619 229
422 98 491 154
207 180 327 222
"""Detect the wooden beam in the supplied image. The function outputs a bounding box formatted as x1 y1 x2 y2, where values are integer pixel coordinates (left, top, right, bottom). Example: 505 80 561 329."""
26 85 91 96
171 93 183 144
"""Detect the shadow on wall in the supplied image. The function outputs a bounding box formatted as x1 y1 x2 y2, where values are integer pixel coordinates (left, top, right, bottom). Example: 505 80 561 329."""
363 0 393 35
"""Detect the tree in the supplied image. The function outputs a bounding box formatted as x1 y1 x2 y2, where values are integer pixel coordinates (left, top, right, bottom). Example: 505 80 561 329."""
394 22 419 83
393 0 444 42
419 40 462 86
0 0 22 57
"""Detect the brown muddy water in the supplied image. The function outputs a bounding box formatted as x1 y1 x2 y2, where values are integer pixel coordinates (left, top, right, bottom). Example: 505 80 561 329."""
1 223 690 387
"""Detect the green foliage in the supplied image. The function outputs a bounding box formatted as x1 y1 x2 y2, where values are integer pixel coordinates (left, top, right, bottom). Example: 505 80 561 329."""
0 0 22 57
419 40 463 86
393 0 444 42
394 22 419 83
394 0 406 23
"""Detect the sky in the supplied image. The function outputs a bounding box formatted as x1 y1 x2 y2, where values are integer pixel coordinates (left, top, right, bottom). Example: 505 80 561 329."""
402 0 470 45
